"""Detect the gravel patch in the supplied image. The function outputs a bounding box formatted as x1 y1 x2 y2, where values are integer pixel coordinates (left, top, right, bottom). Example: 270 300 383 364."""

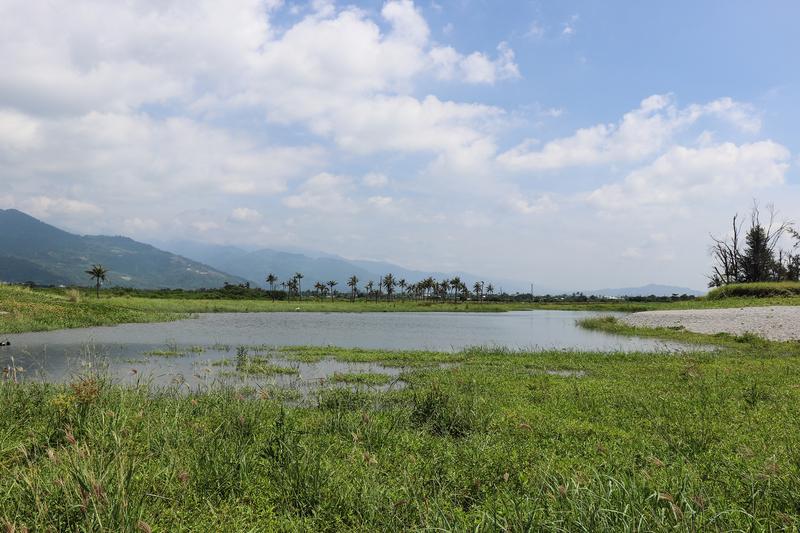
621 306 800 342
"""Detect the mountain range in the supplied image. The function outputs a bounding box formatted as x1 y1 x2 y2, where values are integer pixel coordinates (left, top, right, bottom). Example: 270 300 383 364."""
0 209 245 288
159 240 529 292
0 208 703 295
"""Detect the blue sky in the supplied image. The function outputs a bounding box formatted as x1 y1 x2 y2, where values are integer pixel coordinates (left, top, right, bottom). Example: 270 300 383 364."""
1 0 798 290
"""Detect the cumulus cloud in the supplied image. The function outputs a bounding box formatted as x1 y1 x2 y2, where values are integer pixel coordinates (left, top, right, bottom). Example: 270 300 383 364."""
430 42 520 84
283 173 356 212
25 196 103 218
123 217 160 233
507 193 558 215
498 94 762 171
587 141 791 209
367 195 393 208
230 207 262 222
363 173 390 187
0 109 40 151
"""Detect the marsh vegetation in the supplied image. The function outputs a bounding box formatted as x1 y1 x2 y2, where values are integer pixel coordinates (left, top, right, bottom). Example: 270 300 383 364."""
2 338 800 530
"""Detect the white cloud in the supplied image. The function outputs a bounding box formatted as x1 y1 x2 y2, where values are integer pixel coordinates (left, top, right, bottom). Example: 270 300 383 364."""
230 207 262 222
526 21 545 39
0 109 40 151
367 195 393 207
25 196 103 218
363 173 390 187
283 172 356 212
1 110 325 203
507 193 558 215
498 94 762 171
123 217 159 233
587 141 791 209
191 221 220 232
539 107 564 118
562 15 579 37
430 42 519 84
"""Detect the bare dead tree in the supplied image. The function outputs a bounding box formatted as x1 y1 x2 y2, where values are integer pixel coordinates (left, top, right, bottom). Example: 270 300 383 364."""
709 202 795 287
708 213 744 287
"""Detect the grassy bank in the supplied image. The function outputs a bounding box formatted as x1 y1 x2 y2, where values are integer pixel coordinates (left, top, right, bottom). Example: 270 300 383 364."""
4 284 800 335
0 285 180 334
2 340 800 530
707 281 800 299
578 315 777 349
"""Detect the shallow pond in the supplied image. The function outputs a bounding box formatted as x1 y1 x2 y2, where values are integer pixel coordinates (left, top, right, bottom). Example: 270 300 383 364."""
1 311 691 387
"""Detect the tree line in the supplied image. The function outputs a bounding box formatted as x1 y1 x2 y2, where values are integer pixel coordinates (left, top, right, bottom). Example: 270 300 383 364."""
709 202 800 287
264 271 496 303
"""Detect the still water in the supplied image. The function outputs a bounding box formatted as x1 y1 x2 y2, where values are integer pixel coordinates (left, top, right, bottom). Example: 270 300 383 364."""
1 311 691 386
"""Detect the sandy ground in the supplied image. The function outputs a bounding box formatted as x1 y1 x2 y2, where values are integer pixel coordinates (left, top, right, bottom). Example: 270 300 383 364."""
621 306 800 342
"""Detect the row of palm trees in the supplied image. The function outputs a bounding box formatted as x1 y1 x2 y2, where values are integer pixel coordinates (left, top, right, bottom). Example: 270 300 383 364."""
83 264 497 303
264 272 496 303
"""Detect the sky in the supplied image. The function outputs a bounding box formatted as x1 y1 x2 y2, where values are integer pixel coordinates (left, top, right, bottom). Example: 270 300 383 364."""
1 0 799 291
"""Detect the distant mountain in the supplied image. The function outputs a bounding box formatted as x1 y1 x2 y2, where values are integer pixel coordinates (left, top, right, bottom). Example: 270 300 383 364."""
0 209 247 288
162 240 530 291
582 284 705 298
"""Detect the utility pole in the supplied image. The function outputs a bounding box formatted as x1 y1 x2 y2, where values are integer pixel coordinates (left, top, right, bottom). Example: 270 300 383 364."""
531 283 534 303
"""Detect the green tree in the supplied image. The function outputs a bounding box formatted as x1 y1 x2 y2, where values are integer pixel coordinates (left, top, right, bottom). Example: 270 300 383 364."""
314 281 326 299
383 273 396 302
473 281 483 302
85 264 108 299
293 272 304 301
741 224 776 282
327 280 338 301
365 280 374 302
266 273 278 301
709 203 793 286
450 277 462 303
347 275 359 302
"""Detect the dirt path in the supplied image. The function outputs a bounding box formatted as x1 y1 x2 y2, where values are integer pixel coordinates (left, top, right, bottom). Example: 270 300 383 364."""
621 306 800 342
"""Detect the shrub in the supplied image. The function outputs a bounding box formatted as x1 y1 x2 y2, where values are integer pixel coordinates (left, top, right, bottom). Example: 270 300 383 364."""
706 281 800 299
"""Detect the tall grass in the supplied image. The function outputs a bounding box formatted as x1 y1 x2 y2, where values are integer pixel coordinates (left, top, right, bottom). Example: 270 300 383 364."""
2 341 800 530
707 281 800 299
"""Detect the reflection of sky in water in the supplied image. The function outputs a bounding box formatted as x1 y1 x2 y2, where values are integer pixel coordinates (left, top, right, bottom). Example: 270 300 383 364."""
2 311 698 386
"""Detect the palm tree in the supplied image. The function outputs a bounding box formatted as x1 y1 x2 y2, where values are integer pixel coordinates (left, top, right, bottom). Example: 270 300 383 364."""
398 278 407 302
365 280 374 303
327 280 338 301
423 277 434 300
347 275 359 302
314 281 325 299
293 272 304 301
439 279 449 301
450 277 462 303
473 281 483 302
287 278 298 299
266 273 278 301
486 283 494 300
382 273 396 302
85 264 108 298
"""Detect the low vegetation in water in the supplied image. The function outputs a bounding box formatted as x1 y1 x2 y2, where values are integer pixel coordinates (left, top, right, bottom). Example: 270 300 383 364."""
230 348 299 376
144 349 185 357
331 372 393 386
2 336 800 530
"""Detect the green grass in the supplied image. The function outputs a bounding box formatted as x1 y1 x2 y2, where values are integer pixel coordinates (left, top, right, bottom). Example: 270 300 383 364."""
578 315 777 350
5 284 800 335
331 372 393 386
0 285 180 334
143 349 185 357
3 335 800 530
708 281 800 299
